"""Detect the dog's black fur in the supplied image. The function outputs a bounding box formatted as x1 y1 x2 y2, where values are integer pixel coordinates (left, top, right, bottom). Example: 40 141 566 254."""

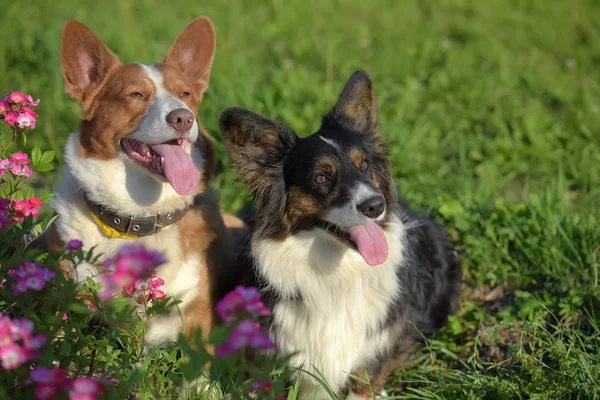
220 71 461 397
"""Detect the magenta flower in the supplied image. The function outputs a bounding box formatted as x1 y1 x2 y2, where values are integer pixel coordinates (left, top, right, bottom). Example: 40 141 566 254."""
10 163 32 177
29 367 72 400
10 261 55 295
66 239 83 251
4 111 18 125
216 319 276 358
16 107 38 129
8 92 27 103
0 101 9 116
100 244 166 300
35 384 58 400
25 95 40 106
121 270 167 304
70 377 104 400
0 315 45 370
216 285 270 323
0 159 10 177
0 343 27 369
11 152 30 164
12 197 42 221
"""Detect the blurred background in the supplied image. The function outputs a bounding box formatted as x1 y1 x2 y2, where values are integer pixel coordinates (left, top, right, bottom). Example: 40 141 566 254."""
1 0 599 397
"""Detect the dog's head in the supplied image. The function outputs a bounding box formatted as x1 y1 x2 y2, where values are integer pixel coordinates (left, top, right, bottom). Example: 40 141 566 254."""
220 71 399 266
60 18 216 213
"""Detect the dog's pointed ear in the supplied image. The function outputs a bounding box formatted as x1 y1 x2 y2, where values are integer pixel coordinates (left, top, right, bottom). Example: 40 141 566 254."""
60 20 121 102
164 17 216 98
219 107 297 196
324 71 379 136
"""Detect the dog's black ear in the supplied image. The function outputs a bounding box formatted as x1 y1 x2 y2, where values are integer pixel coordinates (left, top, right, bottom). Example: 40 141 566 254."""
219 107 297 196
323 71 379 136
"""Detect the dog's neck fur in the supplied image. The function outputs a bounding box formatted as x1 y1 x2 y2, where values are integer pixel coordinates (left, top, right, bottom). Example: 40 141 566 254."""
58 131 205 218
251 215 407 395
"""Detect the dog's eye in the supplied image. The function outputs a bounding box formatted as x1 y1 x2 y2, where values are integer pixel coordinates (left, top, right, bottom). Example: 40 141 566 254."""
180 91 190 98
315 175 327 184
360 161 369 170
130 92 144 98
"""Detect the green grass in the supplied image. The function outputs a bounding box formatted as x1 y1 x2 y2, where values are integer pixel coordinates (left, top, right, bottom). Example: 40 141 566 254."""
2 0 600 398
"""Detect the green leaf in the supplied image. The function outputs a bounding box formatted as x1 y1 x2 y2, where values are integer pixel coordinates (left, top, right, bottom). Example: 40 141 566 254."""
39 193 54 202
31 146 42 165
40 150 55 163
35 162 54 172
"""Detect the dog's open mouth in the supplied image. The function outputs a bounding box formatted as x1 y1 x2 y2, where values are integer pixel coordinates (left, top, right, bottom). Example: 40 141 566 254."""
121 137 199 196
317 220 389 266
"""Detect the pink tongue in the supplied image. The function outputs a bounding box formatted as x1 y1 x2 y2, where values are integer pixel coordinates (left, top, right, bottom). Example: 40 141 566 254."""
346 222 388 266
149 143 199 195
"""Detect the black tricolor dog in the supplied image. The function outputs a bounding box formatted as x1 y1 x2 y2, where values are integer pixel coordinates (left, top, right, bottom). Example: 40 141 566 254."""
219 71 461 399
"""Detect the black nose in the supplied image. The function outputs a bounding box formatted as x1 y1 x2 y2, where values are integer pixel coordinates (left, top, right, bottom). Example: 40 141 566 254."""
358 196 385 219
166 108 194 133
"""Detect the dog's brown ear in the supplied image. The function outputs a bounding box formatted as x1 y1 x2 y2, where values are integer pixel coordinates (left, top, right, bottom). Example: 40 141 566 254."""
324 71 379 136
219 107 297 196
164 17 216 99
61 20 121 102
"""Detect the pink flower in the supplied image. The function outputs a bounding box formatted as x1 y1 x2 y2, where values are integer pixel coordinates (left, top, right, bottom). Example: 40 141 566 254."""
0 159 10 177
0 316 44 369
66 239 83 251
12 197 42 221
150 288 166 301
0 101 10 116
11 152 30 164
25 95 40 106
216 319 276 358
16 112 36 129
62 313 68 322
0 343 27 369
10 262 55 295
29 367 71 399
35 384 57 400
22 106 39 118
4 111 18 125
100 244 166 300
8 92 27 103
216 286 269 323
70 377 104 400
10 163 32 177
86 301 98 312
24 334 46 351
121 270 167 304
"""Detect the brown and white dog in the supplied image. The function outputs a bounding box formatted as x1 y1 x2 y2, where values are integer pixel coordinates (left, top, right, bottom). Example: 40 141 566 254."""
48 18 248 346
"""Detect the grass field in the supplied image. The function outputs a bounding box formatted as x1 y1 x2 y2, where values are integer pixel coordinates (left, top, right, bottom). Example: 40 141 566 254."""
2 0 600 398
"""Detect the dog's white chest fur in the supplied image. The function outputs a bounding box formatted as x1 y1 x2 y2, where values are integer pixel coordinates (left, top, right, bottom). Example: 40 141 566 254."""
253 220 405 396
51 132 205 345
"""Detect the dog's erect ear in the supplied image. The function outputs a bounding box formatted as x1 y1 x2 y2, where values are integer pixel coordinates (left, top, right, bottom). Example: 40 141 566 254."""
60 20 121 102
219 107 297 196
165 17 216 98
324 70 379 136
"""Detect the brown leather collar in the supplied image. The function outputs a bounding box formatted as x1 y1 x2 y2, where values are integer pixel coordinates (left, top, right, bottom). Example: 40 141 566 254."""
84 194 190 237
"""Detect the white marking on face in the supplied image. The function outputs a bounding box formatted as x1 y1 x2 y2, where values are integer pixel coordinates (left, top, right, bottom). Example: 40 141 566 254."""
323 182 385 227
134 64 199 144
319 135 342 151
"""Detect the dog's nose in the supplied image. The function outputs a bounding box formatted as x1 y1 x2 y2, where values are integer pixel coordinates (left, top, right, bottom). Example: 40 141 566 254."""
166 109 194 133
358 196 385 219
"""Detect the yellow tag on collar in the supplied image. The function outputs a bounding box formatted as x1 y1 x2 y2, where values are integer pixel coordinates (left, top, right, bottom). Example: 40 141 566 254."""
90 212 139 239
